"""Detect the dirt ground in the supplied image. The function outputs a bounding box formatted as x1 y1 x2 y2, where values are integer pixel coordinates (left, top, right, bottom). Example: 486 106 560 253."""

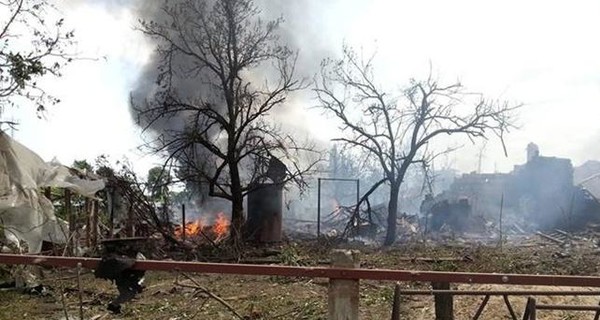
2 236 600 319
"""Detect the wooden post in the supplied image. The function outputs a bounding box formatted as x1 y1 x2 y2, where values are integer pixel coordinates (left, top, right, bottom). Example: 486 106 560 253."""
90 200 98 248
108 188 115 239
65 189 73 254
126 203 134 237
391 283 401 320
85 199 91 247
328 250 360 320
432 282 453 320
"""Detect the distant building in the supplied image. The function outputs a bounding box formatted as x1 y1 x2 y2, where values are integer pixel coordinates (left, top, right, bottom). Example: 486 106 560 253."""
428 143 600 231
511 150 573 229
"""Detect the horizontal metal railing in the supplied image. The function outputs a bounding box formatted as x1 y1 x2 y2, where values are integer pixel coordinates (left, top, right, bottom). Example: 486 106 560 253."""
2 253 600 287
4 253 600 319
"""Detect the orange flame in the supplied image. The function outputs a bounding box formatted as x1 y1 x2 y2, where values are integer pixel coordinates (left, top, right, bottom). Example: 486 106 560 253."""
174 213 229 242
212 212 230 241
175 217 206 239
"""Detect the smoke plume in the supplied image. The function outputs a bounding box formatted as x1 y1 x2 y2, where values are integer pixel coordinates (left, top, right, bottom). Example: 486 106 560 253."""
124 0 337 210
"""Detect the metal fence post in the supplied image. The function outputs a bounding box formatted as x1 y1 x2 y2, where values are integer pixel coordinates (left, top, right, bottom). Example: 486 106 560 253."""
328 250 360 320
522 297 536 320
432 282 453 320
391 283 402 320
181 204 186 241
317 178 321 238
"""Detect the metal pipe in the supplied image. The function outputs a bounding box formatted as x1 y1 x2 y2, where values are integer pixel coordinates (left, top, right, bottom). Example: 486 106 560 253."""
4 254 600 287
356 180 360 209
317 178 321 238
536 304 600 311
472 295 490 319
523 297 536 320
394 290 600 296
182 204 186 242
503 295 518 320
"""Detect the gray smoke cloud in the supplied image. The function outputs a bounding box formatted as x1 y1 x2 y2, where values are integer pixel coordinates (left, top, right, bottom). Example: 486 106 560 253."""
64 0 354 220
126 0 339 120
123 0 338 212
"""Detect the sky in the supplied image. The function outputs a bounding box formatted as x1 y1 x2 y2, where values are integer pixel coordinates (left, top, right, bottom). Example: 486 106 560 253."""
4 0 600 177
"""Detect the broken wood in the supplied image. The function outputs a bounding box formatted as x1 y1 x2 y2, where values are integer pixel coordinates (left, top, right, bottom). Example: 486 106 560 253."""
175 272 244 320
553 229 571 238
512 223 526 234
65 189 74 255
77 262 83 320
90 201 98 248
536 231 565 245
396 257 471 263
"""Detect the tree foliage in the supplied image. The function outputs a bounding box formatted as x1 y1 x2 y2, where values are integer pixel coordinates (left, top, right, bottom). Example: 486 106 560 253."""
0 0 75 125
147 166 171 203
72 159 92 172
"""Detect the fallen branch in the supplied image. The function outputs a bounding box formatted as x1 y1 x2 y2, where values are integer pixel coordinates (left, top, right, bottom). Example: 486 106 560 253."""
76 263 83 320
536 231 565 245
183 297 209 320
554 229 571 238
196 229 220 250
270 306 304 319
59 287 70 320
396 257 471 263
175 272 244 320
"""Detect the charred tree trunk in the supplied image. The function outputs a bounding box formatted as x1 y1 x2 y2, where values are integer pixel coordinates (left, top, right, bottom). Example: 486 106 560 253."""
385 182 400 245
229 161 244 242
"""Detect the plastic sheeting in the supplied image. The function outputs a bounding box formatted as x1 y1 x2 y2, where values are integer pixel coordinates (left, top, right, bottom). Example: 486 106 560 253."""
0 132 106 253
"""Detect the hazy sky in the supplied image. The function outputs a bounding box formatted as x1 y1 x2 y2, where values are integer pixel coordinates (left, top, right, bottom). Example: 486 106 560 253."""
5 0 600 176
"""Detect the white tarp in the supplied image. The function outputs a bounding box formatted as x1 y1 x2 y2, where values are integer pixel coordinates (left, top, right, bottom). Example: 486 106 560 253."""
0 131 105 253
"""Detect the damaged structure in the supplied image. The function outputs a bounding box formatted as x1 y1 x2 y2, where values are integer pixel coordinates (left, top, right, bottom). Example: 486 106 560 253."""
0 132 106 253
426 143 600 232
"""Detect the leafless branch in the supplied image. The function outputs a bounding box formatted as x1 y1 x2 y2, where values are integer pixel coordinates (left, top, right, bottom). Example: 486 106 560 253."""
315 46 520 244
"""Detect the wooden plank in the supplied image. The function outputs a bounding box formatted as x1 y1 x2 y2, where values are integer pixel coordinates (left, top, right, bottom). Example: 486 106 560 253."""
328 250 359 320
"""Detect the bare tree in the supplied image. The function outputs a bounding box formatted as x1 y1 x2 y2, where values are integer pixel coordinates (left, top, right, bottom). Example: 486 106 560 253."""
315 47 519 245
133 0 320 240
0 0 75 126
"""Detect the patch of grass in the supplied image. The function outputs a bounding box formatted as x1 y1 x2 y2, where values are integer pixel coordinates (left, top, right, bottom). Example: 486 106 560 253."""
431 260 459 272
278 243 306 266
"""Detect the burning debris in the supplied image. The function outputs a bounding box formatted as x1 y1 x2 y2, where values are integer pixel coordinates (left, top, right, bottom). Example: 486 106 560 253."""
174 218 206 239
174 213 231 243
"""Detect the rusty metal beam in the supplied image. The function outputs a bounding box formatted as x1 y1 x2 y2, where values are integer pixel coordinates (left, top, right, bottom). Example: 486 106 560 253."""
503 295 518 320
472 295 490 320
396 290 600 296
536 304 600 311
3 254 600 288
